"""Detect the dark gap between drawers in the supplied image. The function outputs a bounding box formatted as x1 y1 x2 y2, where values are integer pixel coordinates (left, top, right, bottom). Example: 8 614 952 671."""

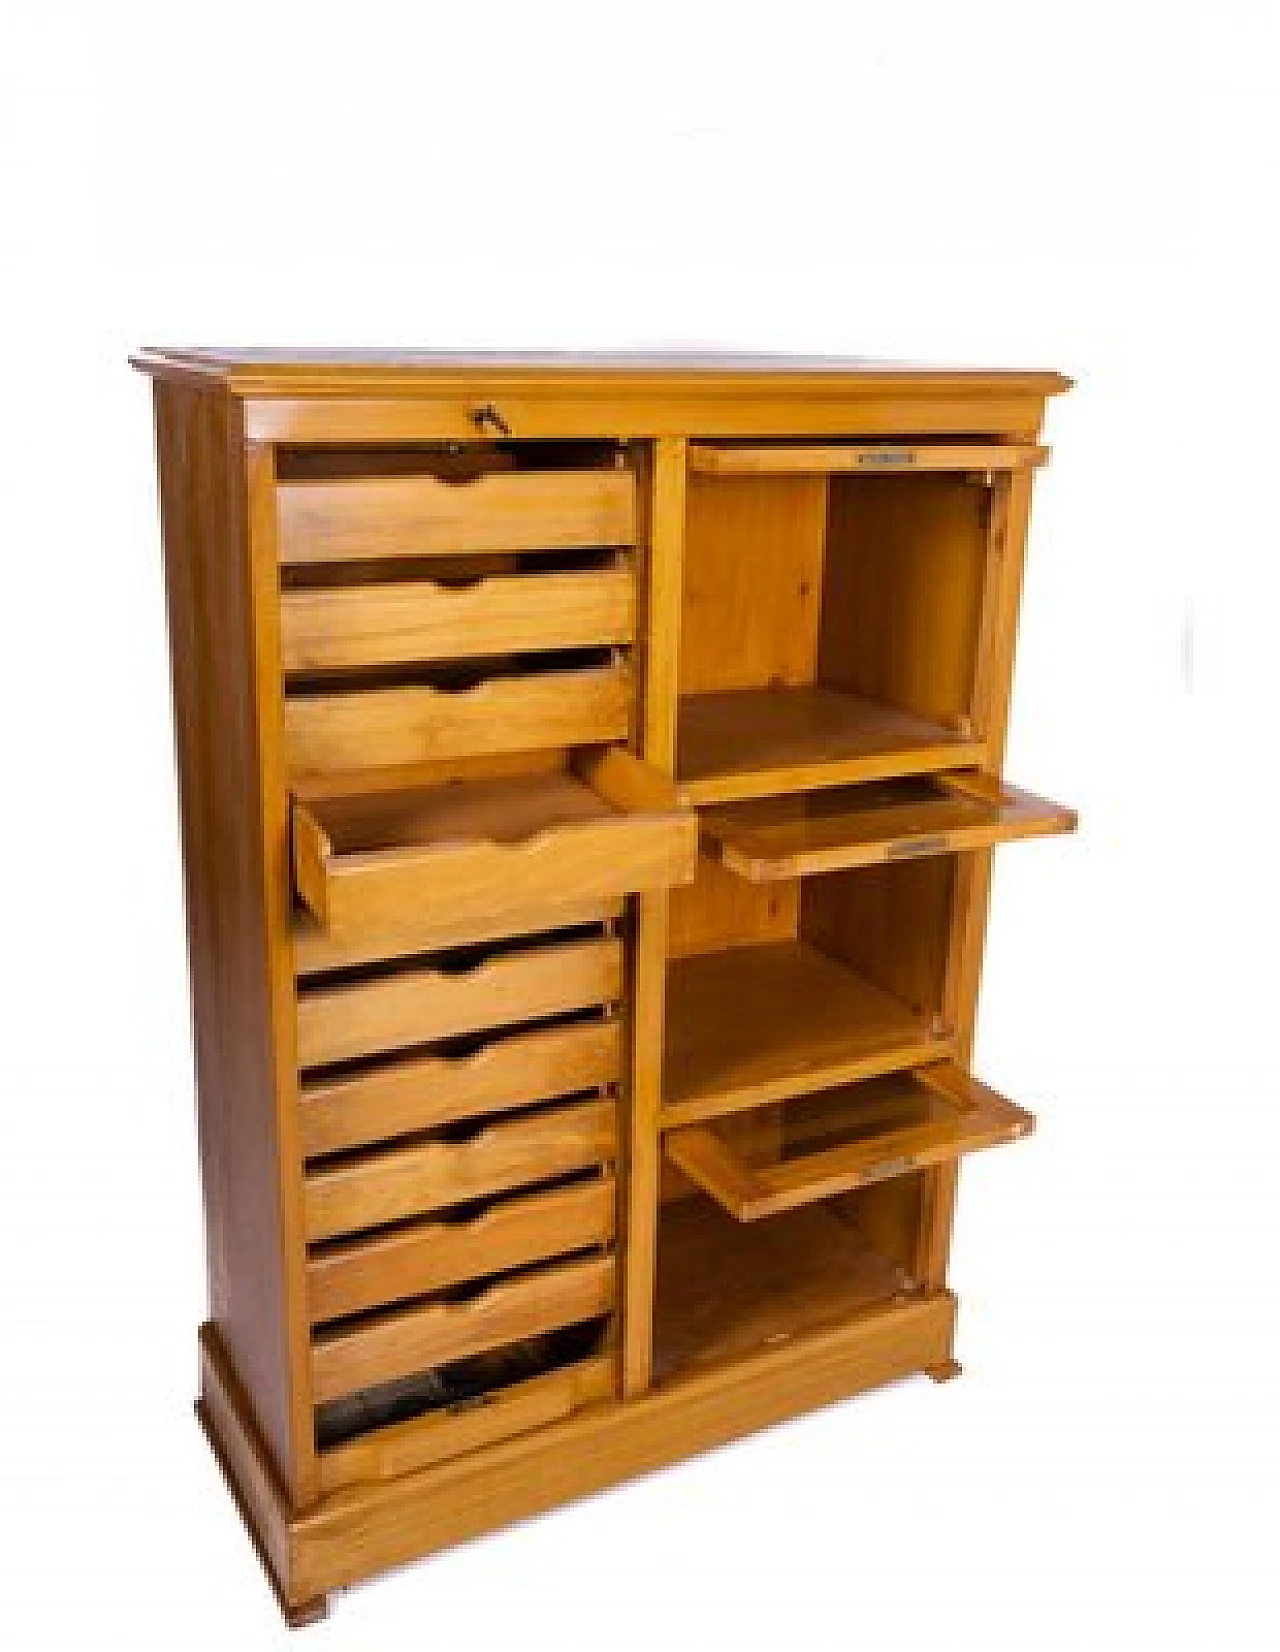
296 1003 616 1088
305 1166 612 1261
313 1318 610 1453
285 645 619 697
311 1247 612 1338
303 1092 610 1174
295 921 615 995
281 545 629 590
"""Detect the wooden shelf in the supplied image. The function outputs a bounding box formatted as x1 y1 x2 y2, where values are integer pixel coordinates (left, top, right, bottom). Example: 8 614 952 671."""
687 441 1048 476
652 1197 912 1380
663 940 951 1126
700 773 1076 882
676 687 983 805
666 1063 1033 1222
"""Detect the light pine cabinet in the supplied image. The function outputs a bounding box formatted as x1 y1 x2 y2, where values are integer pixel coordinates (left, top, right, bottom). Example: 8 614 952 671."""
135 350 1074 1623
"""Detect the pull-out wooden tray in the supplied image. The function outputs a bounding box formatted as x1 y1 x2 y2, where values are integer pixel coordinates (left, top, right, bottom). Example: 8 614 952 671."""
700 772 1075 881
293 748 696 941
687 442 1048 477
310 1252 615 1405
276 466 637 566
665 1062 1032 1221
303 1096 617 1244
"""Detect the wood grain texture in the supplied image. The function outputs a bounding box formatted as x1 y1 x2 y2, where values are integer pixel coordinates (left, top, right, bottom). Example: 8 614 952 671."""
687 441 1049 475
280 563 635 672
299 1016 621 1158
317 1353 615 1494
152 387 316 1503
291 1291 955 1600
276 469 637 564
310 1253 615 1405
663 939 953 1125
198 1287 955 1609
296 933 623 1069
677 686 982 803
291 759 695 940
303 1096 617 1243
307 1177 617 1322
701 774 1076 882
285 661 632 775
665 1062 1034 1221
137 352 1070 1618
680 474 829 694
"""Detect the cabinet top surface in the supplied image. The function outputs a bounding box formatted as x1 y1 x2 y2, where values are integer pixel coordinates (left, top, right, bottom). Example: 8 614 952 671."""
132 347 1070 398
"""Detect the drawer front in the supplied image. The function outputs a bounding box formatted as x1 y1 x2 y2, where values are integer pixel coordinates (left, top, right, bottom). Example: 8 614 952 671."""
299 1017 621 1158
307 1176 616 1322
277 469 637 565
304 1096 617 1243
293 791 696 943
295 933 623 1069
280 563 636 674
285 661 631 775
317 1351 615 1493
310 1253 615 1405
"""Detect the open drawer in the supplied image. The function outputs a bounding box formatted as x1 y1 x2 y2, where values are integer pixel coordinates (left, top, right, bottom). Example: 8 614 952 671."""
699 772 1075 881
293 747 697 939
665 1062 1032 1221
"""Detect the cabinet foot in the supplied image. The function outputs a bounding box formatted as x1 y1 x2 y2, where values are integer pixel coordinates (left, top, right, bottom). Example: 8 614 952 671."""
925 1358 963 1383
196 1393 329 1628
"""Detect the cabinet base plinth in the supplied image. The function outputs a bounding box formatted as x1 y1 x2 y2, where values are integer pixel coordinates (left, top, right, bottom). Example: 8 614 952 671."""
925 1358 963 1383
199 1292 957 1623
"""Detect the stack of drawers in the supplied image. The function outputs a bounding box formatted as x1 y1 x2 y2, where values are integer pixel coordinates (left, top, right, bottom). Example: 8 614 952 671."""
273 448 696 1483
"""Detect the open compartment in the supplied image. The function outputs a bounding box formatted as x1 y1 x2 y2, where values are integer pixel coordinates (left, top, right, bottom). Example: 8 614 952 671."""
292 747 697 943
663 850 958 1124
652 1172 925 1382
676 444 1039 802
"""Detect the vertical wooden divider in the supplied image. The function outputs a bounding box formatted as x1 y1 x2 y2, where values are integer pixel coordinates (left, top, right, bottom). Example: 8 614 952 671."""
917 463 1039 1287
621 437 687 1397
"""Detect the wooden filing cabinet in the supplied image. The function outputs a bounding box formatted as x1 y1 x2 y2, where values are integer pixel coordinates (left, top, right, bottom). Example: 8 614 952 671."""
134 349 1075 1623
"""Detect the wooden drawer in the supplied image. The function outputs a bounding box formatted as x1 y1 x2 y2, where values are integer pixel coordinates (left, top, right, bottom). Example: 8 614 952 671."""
281 558 635 674
304 1096 617 1243
292 750 696 942
285 658 632 775
317 1350 615 1494
295 929 622 1070
700 772 1075 881
311 1253 615 1405
276 468 637 565
308 1176 616 1322
299 1017 621 1158
665 1061 1032 1221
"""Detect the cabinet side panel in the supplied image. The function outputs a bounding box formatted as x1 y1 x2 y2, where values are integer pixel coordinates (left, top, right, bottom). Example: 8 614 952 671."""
153 384 298 1490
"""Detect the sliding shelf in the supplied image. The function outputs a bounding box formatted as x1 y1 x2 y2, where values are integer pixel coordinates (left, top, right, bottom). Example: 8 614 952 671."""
700 772 1076 881
666 1062 1033 1223
662 940 952 1127
676 687 984 806
686 441 1048 477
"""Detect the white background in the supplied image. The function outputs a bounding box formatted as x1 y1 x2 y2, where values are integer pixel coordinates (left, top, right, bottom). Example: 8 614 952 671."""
2 3 1276 1647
